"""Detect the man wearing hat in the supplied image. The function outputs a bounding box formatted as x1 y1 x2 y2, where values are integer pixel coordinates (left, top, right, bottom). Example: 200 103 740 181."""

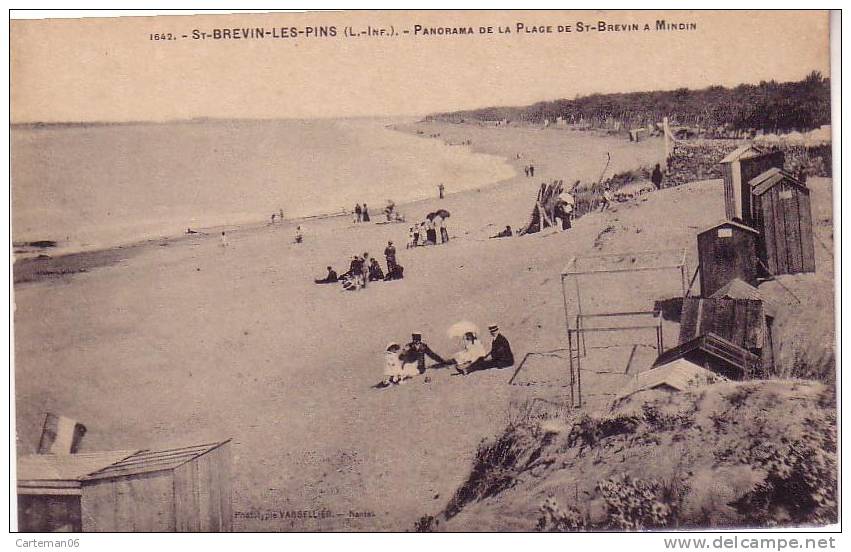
384 241 397 275
401 332 447 374
465 324 514 374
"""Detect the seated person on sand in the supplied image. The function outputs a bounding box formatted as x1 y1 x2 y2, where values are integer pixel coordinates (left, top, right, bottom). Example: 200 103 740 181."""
400 332 447 375
452 331 487 375
368 258 385 281
294 226 304 243
377 342 420 387
384 263 404 281
491 225 513 239
459 324 515 375
314 266 338 284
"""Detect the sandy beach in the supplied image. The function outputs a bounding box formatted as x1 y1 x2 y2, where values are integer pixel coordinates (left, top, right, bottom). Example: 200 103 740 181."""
13 122 833 531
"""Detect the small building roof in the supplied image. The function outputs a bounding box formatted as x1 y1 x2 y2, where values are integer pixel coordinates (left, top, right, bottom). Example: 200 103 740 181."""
749 167 809 197
720 144 767 164
84 441 230 481
17 451 139 495
617 359 725 400
697 219 760 236
709 278 777 318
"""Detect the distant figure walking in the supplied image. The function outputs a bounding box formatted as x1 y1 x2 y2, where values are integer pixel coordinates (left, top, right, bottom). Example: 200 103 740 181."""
651 163 664 190
362 203 370 222
438 183 445 199
384 241 397 274
220 231 229 247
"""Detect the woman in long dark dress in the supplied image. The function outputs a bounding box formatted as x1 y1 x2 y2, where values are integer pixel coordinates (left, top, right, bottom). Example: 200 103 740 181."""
362 203 370 222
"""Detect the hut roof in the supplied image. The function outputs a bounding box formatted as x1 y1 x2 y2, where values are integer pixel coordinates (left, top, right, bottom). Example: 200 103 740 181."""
697 219 760 237
720 144 767 164
618 358 725 399
749 167 809 196
84 440 230 481
709 278 777 318
653 332 761 379
17 450 139 494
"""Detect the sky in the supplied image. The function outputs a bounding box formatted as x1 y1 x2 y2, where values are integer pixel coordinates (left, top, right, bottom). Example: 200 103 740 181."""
10 10 831 123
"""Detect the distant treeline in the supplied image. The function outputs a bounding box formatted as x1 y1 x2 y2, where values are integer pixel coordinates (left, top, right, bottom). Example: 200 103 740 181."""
426 71 831 134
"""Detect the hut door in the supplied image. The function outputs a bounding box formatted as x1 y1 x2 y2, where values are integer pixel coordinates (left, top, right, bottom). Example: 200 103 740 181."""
731 161 742 220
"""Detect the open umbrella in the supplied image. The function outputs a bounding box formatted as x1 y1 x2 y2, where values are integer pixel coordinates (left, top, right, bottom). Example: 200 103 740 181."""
447 320 480 339
434 208 451 219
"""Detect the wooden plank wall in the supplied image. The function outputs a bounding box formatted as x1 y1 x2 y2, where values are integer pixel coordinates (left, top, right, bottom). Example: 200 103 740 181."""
739 151 785 225
722 163 735 220
173 444 231 532
679 298 766 352
81 472 175 532
697 226 759 297
756 182 816 275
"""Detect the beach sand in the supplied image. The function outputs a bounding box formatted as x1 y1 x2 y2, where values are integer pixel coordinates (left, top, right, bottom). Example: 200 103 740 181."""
12 122 833 530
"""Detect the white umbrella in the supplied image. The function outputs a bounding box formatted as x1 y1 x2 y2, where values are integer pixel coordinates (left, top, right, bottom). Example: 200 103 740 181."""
447 320 480 339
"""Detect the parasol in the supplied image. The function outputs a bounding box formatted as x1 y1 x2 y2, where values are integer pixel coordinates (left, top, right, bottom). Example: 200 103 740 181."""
558 192 575 205
434 208 451 219
447 320 480 339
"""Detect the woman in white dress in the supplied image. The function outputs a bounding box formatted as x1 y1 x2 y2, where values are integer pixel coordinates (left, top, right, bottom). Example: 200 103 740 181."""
453 331 487 375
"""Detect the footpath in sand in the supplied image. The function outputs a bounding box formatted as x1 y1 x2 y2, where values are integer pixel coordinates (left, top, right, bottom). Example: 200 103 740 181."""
13 122 833 530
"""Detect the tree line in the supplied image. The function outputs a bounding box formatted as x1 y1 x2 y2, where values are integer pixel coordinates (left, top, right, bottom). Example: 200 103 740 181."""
426 71 830 134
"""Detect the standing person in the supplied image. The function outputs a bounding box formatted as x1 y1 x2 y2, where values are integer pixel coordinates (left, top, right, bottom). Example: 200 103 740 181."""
361 252 371 288
362 203 370 222
599 183 614 212
438 183 445 199
220 231 229 248
411 225 420 248
271 213 277 224
400 333 447 374
348 255 364 289
651 163 664 190
384 241 397 274
464 324 515 374
425 218 437 245
354 203 362 223
295 226 304 243
279 208 284 221
437 216 449 244
529 163 535 178
524 165 530 177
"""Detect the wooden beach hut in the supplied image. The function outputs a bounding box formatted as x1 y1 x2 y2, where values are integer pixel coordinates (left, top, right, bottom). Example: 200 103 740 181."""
749 168 816 275
719 145 785 225
653 333 761 381
697 220 760 297
679 295 773 375
17 451 137 532
17 440 232 532
709 278 776 372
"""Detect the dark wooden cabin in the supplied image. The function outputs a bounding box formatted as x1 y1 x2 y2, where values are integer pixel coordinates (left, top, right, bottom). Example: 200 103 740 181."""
719 145 785 226
749 168 816 275
697 220 760 297
17 440 232 532
679 294 772 375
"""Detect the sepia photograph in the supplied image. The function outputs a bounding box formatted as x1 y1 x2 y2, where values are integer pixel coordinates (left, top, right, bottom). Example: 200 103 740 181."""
9 9 839 537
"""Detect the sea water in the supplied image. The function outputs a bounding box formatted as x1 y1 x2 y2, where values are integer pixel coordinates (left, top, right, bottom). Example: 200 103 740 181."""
11 118 514 253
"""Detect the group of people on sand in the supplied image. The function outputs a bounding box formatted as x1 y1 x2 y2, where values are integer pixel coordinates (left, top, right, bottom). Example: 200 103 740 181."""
523 163 536 177
378 324 514 387
407 216 449 248
315 240 403 290
269 208 285 224
353 203 371 223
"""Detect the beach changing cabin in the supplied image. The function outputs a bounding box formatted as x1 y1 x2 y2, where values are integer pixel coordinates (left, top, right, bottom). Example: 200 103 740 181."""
17 440 232 532
720 145 785 226
749 168 816 276
697 220 760 297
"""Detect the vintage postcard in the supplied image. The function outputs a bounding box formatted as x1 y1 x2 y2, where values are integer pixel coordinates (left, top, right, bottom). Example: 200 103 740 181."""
10 10 837 534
